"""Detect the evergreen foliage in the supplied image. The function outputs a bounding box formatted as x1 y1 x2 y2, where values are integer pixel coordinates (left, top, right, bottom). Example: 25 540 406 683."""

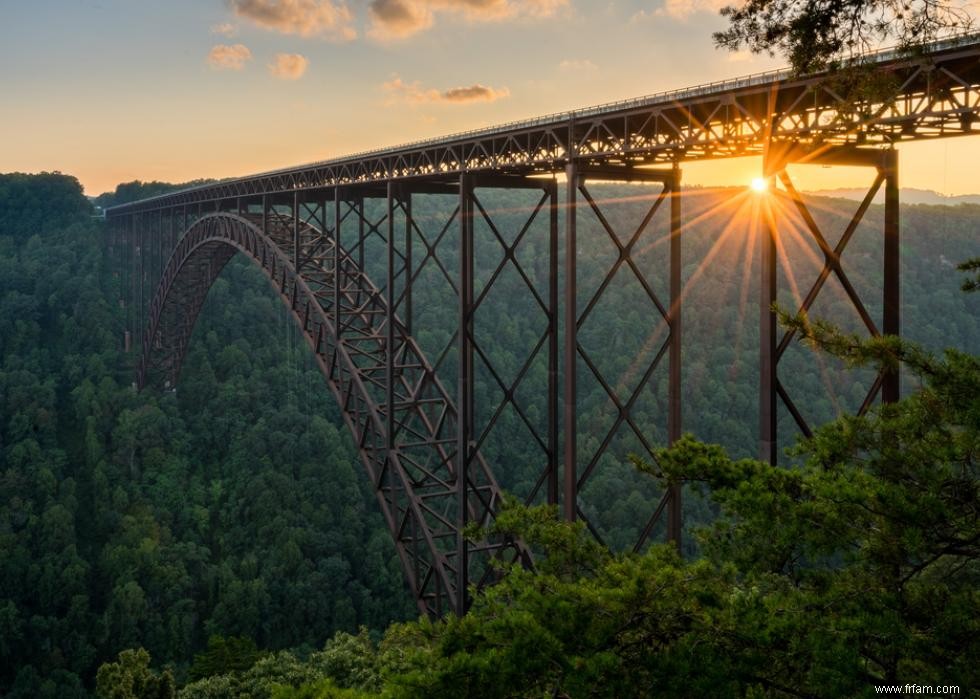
96 649 175 699
0 174 413 697
714 0 972 72
1 172 977 696
189 636 266 681
0 172 92 237
272 325 978 698
93 180 218 211
959 257 980 292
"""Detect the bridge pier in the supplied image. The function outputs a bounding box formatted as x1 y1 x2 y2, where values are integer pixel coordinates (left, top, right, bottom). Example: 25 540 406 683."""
458 173 474 613
455 173 560 607
760 144 900 463
563 163 683 551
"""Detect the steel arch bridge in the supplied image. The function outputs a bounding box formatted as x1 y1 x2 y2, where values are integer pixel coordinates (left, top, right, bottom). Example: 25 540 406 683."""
140 209 529 616
106 35 980 617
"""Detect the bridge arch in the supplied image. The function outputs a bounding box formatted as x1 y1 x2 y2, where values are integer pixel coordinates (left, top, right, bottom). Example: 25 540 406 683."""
139 211 526 617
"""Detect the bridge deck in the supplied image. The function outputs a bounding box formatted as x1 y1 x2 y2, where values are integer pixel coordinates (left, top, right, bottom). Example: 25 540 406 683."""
106 34 980 215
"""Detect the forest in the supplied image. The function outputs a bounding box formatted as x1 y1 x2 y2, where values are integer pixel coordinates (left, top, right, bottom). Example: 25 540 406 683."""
0 171 976 697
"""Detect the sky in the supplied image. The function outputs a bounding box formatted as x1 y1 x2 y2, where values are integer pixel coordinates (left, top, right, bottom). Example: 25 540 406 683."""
1 0 979 196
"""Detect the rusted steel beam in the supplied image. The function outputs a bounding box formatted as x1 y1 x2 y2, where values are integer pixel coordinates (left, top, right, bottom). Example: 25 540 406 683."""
108 37 980 217
761 145 901 462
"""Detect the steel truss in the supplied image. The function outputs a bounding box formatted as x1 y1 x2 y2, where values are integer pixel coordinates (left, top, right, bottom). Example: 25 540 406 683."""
103 36 980 615
459 176 560 506
109 144 907 612
564 165 683 549
105 38 980 217
135 192 552 616
759 144 900 462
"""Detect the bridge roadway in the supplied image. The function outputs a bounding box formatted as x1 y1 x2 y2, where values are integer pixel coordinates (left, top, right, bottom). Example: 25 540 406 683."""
107 33 980 210
105 34 980 617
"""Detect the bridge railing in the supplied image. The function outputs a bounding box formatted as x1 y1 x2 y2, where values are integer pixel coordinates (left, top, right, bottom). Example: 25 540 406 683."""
105 31 980 216
265 30 980 168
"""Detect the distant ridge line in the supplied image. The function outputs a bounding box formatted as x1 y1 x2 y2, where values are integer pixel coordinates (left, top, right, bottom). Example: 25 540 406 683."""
804 187 980 206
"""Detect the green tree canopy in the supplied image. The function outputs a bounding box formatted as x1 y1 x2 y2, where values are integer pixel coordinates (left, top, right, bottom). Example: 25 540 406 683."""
95 649 175 699
715 0 973 72
92 179 217 210
0 172 92 237
332 320 979 698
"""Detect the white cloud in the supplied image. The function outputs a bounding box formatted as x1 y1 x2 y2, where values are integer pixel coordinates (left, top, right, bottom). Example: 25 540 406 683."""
632 0 728 22
228 0 356 40
208 43 252 70
210 22 238 36
442 83 510 102
268 53 309 79
558 58 598 73
382 75 510 104
368 0 567 40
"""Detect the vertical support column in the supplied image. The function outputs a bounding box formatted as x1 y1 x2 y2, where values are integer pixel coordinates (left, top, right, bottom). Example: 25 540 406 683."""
124 214 132 353
548 178 560 507
144 213 150 302
357 196 366 272
334 188 342 339
262 195 269 239
457 172 475 613
404 192 413 336
133 212 138 351
320 196 328 237
137 212 144 353
667 165 683 546
122 221 131 352
386 182 397 451
759 176 778 464
882 149 900 404
385 183 400 600
147 211 153 296
168 209 175 270
128 214 134 342
133 213 139 352
293 191 300 269
175 206 185 368
563 161 578 521
157 210 163 290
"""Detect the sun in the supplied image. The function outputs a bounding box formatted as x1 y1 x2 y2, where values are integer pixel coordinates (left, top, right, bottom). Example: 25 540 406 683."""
750 177 768 193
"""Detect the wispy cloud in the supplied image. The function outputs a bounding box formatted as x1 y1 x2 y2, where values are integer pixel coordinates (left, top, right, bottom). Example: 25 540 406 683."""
383 77 440 103
382 76 510 104
369 0 567 40
208 43 253 70
631 0 727 22
210 22 238 36
442 84 510 102
228 0 356 40
268 53 309 79
558 58 598 73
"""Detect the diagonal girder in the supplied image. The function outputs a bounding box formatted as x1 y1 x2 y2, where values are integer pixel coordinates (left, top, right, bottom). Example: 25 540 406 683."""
563 165 683 551
760 145 900 461
138 211 529 618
